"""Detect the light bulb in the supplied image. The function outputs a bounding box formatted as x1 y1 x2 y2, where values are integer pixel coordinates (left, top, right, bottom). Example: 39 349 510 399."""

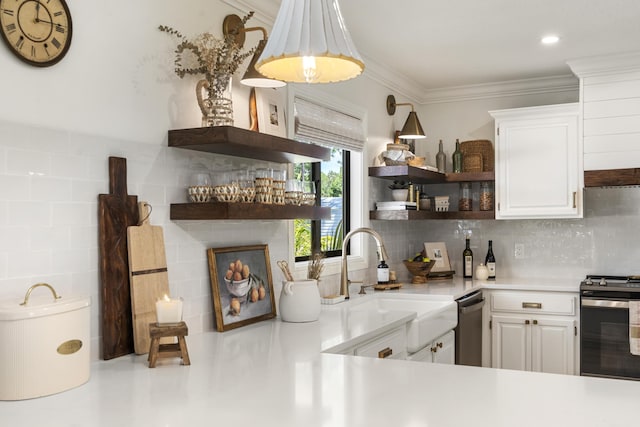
302 56 318 83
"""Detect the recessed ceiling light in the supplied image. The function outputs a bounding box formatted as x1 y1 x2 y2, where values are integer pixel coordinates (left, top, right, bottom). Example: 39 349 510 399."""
541 35 560 45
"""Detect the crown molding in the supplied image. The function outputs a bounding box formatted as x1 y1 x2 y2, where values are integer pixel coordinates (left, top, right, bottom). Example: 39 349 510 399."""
219 0 278 26
567 50 640 78
417 75 579 104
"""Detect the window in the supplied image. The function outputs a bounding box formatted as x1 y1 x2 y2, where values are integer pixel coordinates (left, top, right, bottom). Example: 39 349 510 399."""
290 94 365 263
294 149 350 261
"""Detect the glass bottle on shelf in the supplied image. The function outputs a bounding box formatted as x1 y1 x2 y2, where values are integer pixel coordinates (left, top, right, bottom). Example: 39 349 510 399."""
436 139 446 173
452 139 463 173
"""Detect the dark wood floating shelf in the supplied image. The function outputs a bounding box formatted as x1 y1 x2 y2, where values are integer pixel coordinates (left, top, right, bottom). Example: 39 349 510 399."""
370 210 495 221
168 126 331 164
171 203 331 221
368 166 494 184
584 168 640 187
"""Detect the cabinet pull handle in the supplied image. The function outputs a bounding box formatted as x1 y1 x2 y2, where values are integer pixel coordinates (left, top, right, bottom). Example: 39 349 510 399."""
522 302 542 309
431 346 437 353
533 319 538 325
525 320 530 325
573 191 577 209
437 342 443 348
378 347 393 359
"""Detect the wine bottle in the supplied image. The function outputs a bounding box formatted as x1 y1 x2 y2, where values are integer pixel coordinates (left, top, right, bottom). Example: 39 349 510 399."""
377 260 390 284
485 240 496 279
463 238 473 278
436 139 446 173
452 139 463 173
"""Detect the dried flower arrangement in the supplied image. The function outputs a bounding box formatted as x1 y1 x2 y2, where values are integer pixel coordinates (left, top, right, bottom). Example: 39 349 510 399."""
307 252 325 281
159 12 256 97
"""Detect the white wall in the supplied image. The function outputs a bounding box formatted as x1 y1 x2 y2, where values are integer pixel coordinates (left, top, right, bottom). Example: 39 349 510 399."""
0 0 399 360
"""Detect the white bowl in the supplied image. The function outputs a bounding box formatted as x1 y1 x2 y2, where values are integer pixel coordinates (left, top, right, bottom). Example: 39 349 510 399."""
224 277 251 297
391 189 409 201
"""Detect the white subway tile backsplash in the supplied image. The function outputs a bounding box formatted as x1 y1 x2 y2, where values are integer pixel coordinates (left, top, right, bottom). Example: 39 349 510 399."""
31 176 72 202
6 149 51 176
29 226 70 250
51 153 90 179
8 250 51 277
51 202 94 227
8 201 51 227
0 175 30 201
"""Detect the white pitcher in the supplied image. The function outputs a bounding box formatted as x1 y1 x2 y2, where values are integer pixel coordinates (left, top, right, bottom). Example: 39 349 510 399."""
279 279 321 323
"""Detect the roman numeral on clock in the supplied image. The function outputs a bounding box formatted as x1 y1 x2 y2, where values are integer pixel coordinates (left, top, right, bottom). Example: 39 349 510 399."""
5 22 15 34
2 9 14 17
51 37 61 49
55 24 65 34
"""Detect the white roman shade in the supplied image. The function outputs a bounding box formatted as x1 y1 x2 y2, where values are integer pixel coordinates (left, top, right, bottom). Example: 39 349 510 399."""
294 97 365 152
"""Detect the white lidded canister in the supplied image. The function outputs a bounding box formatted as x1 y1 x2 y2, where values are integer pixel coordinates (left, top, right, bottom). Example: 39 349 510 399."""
0 283 90 400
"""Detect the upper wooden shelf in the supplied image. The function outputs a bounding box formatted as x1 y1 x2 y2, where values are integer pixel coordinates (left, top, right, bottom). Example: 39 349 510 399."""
170 202 331 221
584 168 640 187
368 166 494 184
168 126 331 164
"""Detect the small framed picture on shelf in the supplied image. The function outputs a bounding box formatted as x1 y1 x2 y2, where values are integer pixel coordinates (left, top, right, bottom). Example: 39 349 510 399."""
207 244 276 332
423 242 451 272
256 88 286 138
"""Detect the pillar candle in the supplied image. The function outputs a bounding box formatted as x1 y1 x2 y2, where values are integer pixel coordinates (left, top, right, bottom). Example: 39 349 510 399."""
156 295 183 325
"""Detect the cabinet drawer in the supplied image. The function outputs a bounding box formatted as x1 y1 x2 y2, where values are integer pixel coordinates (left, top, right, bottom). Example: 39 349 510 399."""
491 291 576 316
354 327 407 359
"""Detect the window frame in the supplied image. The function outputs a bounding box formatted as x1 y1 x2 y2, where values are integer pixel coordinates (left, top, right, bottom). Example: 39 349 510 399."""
285 87 369 279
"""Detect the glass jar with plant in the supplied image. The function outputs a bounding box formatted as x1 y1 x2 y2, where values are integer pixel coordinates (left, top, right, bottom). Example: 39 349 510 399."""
159 12 256 127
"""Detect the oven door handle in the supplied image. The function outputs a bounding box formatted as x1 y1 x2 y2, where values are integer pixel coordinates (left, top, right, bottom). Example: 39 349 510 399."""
581 298 629 309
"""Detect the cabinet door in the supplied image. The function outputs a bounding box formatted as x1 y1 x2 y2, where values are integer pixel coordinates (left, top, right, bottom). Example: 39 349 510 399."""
531 317 575 375
491 104 581 219
432 330 455 365
491 315 530 371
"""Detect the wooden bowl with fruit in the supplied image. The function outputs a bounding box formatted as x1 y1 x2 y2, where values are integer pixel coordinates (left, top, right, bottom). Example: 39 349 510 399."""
403 253 436 284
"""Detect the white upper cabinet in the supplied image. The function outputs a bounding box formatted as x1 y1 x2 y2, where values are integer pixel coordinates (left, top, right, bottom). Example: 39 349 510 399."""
568 52 640 171
489 103 582 219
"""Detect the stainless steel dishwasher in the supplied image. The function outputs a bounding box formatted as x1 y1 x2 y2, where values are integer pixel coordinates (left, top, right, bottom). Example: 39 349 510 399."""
455 290 485 366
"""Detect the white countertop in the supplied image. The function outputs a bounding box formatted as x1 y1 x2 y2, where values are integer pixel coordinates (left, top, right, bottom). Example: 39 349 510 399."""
4 278 636 427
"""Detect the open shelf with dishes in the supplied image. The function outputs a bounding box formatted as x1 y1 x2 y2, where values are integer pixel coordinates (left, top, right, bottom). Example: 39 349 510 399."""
168 126 331 221
368 166 496 220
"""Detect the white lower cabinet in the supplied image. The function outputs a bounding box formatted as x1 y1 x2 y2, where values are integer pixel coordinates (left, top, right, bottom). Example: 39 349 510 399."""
351 326 407 360
488 290 578 375
407 330 455 364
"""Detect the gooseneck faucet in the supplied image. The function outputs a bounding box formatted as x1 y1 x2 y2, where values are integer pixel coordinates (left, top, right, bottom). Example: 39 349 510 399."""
340 227 390 299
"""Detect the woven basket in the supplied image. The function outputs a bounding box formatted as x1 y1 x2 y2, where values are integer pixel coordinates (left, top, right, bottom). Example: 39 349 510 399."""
407 156 426 167
383 158 407 166
460 140 494 172
463 153 483 173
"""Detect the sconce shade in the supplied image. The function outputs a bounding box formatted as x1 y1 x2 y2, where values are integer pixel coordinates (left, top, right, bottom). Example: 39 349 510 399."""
255 0 365 83
241 39 287 88
386 95 426 139
400 111 426 139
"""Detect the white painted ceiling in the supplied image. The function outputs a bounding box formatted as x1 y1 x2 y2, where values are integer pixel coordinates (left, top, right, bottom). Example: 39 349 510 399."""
235 0 640 99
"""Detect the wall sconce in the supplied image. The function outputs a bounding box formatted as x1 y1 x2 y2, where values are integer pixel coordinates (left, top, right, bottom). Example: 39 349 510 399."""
222 14 286 88
254 0 364 84
386 95 426 139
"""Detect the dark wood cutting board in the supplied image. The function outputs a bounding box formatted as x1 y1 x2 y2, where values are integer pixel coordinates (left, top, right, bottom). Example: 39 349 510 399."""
99 157 139 360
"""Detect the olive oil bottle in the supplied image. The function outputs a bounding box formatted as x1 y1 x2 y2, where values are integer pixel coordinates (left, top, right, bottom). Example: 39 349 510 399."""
463 238 473 278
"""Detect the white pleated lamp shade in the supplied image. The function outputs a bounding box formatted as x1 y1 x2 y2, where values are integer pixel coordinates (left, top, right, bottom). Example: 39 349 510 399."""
256 0 365 84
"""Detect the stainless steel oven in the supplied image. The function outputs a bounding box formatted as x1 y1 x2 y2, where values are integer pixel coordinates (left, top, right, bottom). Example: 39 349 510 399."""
580 275 640 380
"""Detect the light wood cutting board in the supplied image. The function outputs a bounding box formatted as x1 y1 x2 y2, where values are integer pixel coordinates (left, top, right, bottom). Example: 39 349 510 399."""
127 202 170 355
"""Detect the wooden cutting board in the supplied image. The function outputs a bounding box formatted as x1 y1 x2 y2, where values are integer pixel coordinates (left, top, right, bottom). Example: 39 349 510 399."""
98 157 139 360
127 202 170 355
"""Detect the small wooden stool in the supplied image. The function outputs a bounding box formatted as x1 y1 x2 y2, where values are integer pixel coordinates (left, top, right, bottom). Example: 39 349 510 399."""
147 321 190 368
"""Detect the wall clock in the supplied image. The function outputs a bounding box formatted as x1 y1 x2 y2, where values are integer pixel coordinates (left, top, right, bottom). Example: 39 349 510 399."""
0 0 72 67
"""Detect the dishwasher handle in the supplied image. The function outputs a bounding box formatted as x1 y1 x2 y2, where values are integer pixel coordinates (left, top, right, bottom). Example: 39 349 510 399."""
459 298 485 314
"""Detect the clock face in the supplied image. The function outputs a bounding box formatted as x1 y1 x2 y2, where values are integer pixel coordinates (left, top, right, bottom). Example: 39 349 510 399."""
0 0 72 67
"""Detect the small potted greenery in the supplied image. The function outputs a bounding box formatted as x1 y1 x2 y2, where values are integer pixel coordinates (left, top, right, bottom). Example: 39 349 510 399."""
388 180 409 201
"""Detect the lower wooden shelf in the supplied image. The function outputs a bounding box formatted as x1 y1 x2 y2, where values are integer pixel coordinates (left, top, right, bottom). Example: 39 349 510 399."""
370 210 495 220
171 203 331 220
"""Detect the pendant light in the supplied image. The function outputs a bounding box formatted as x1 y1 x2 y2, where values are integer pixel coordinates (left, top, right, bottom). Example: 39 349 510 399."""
386 95 426 139
255 0 365 84
223 14 286 88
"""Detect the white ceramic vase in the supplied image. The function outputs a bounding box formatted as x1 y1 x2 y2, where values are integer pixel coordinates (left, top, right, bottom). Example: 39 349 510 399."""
279 279 321 323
